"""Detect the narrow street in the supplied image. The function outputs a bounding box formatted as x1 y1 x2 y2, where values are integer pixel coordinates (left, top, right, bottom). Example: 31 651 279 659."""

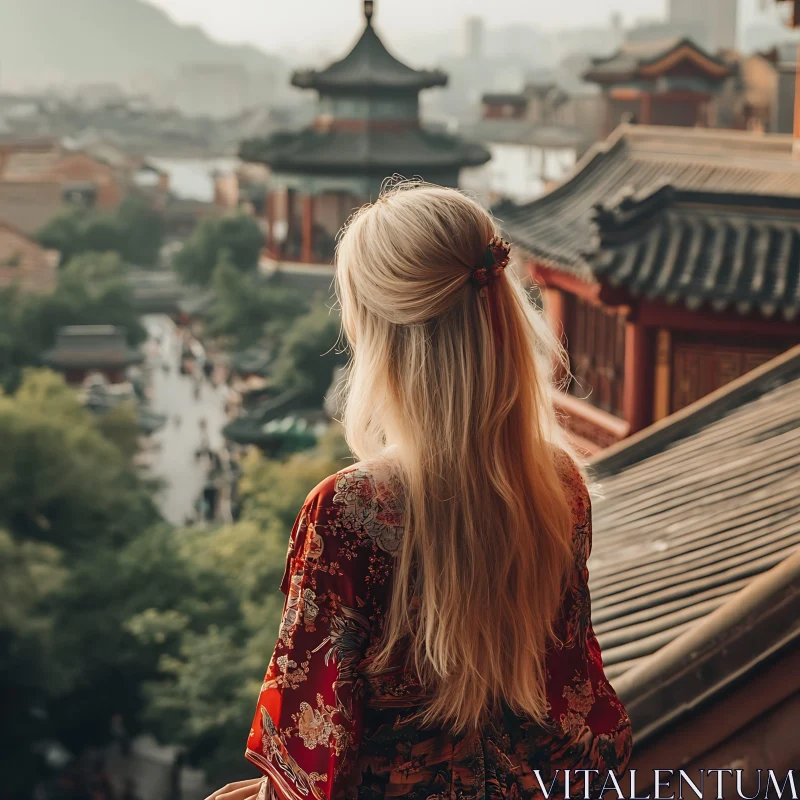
141 314 230 526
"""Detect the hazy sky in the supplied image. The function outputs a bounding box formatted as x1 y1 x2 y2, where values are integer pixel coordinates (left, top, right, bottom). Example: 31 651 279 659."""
144 0 774 56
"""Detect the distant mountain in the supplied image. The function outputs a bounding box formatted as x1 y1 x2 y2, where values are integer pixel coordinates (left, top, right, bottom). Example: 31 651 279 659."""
0 0 283 88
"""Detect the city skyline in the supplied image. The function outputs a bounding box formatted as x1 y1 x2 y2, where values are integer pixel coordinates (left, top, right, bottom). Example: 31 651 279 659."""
144 0 780 58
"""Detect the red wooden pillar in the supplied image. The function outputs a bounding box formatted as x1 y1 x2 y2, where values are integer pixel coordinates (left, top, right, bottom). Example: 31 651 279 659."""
301 194 314 264
623 320 653 435
543 287 569 389
543 287 565 342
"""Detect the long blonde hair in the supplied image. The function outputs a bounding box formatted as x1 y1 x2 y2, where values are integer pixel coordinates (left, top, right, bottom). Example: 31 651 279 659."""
334 182 574 733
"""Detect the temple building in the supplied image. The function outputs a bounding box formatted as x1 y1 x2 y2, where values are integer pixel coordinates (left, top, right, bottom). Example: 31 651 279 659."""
499 123 800 454
583 37 734 135
42 325 144 386
240 0 489 266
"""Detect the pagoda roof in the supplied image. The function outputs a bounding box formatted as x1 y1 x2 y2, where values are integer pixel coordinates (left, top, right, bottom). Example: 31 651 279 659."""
590 184 800 319
583 36 732 84
498 124 800 318
42 325 144 368
223 386 327 446
588 345 800 740
240 125 490 174
291 3 446 94
481 92 528 107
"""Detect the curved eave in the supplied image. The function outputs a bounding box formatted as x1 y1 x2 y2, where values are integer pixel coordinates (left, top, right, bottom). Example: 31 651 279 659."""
41 351 146 368
289 20 449 95
239 129 490 173
291 70 448 93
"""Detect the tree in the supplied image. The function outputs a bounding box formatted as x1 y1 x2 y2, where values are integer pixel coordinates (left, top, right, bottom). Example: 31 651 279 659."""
0 370 240 797
205 253 307 349
0 369 158 552
0 252 146 393
115 196 165 267
173 214 263 286
35 208 86 265
0 530 66 798
81 216 122 254
93 401 142 461
270 301 348 400
136 434 351 782
35 198 165 268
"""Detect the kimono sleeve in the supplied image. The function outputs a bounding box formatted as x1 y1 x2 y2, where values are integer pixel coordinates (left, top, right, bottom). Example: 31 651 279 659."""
245 474 374 800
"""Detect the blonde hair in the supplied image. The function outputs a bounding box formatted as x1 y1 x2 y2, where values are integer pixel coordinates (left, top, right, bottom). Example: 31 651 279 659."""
334 181 574 733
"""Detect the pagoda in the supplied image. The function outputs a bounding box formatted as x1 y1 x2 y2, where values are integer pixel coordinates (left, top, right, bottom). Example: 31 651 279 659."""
240 0 490 265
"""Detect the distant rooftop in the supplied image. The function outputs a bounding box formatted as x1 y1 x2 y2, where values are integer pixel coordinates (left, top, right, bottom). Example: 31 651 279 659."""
290 1 446 94
42 325 144 368
240 126 490 174
59 324 120 337
583 36 731 83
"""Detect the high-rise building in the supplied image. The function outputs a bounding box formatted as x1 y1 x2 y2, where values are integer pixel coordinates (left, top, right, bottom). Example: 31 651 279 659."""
463 16 485 60
669 0 738 51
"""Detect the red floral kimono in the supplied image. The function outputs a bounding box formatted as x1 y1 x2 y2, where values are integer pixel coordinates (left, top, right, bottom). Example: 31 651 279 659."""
245 451 632 800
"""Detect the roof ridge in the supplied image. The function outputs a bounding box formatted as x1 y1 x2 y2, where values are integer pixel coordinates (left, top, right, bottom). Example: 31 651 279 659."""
590 345 800 477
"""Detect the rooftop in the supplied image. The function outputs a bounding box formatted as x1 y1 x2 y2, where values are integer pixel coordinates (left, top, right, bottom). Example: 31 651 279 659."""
498 124 800 315
240 126 490 175
290 1 446 94
481 93 529 107
588 346 800 741
223 386 328 447
42 325 144 368
583 37 732 83
240 1 488 178
589 183 800 320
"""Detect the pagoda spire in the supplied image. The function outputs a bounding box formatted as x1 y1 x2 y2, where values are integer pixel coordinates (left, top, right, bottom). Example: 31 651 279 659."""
364 0 374 24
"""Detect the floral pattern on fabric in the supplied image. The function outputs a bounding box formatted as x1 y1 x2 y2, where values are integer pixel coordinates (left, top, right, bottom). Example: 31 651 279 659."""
246 452 632 800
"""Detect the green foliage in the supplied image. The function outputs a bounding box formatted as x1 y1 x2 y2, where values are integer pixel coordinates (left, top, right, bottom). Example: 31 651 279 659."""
45 524 241 749
0 369 245 794
35 196 165 267
0 529 65 636
0 530 67 797
115 196 166 266
92 400 142 461
137 435 352 782
205 253 308 349
0 369 157 552
0 251 146 393
270 301 347 399
173 214 263 286
36 209 85 265
0 370 169 793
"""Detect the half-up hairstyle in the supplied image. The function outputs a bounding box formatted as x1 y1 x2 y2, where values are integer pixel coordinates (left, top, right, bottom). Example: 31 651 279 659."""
334 180 575 734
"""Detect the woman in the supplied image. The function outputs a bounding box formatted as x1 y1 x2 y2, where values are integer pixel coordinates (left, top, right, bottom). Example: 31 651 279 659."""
207 184 632 800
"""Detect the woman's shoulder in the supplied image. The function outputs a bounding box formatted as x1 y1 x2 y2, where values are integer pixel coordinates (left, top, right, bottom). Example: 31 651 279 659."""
550 444 592 527
302 453 406 556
